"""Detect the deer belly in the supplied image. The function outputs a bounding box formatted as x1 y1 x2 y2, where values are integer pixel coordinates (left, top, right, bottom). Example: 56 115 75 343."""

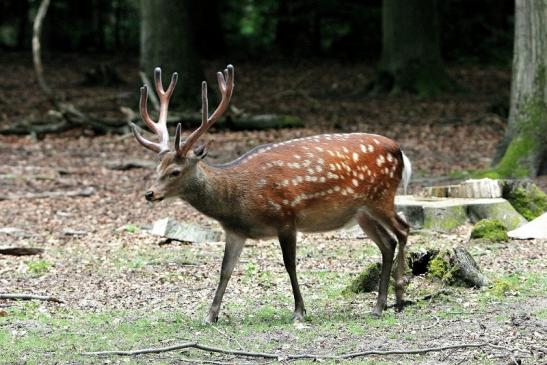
295 205 358 233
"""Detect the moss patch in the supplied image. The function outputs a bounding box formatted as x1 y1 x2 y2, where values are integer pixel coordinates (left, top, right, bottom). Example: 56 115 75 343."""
470 219 508 242
427 248 488 287
345 262 381 293
427 254 457 284
423 205 467 232
490 78 547 178
506 186 547 220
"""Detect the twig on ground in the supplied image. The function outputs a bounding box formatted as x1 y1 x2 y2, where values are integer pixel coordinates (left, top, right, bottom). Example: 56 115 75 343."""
487 343 520 365
0 187 95 201
0 293 63 303
105 159 155 171
0 247 44 256
82 341 508 360
420 315 440 331
211 325 244 350
178 357 237 365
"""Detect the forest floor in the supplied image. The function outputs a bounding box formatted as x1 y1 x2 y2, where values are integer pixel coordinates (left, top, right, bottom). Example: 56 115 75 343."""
0 53 546 364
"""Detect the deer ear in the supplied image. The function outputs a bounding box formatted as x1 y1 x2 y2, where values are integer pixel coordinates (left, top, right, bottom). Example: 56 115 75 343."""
192 140 213 160
192 144 208 160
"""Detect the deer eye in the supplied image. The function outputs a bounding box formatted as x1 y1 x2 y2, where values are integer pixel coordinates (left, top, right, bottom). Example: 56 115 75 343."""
170 170 181 177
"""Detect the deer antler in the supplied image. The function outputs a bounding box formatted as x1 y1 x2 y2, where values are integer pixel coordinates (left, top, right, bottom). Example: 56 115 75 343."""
130 67 178 155
175 65 234 157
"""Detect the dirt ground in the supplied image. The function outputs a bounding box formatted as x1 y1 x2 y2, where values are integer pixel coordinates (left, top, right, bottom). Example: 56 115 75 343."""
0 54 546 364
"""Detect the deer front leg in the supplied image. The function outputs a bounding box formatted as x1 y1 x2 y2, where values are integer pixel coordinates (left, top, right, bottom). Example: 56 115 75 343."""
205 230 246 323
278 228 306 322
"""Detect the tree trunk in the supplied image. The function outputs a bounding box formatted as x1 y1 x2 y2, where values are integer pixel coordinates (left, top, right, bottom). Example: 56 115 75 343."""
140 0 203 106
186 0 226 58
374 0 451 96
493 0 547 177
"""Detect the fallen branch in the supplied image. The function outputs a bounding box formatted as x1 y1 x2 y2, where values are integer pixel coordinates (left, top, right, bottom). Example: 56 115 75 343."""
83 341 506 360
105 159 156 171
0 247 44 256
0 293 63 303
0 187 95 201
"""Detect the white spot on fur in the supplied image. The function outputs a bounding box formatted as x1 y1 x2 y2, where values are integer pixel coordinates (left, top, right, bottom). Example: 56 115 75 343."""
352 152 359 162
376 155 385 167
352 179 359 187
368 145 374 153
360 144 367 153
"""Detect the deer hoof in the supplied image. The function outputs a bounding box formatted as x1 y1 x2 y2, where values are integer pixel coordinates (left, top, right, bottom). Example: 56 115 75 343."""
204 313 219 324
370 308 383 318
292 310 306 322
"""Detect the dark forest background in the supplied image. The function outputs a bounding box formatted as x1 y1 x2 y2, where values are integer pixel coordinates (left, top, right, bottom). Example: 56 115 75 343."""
1 0 513 63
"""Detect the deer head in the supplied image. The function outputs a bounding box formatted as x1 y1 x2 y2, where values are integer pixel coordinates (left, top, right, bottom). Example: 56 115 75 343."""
131 65 235 201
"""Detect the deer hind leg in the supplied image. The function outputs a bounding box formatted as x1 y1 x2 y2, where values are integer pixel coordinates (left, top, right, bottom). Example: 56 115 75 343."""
356 211 396 317
393 214 410 308
205 230 246 323
364 207 410 309
278 228 306 322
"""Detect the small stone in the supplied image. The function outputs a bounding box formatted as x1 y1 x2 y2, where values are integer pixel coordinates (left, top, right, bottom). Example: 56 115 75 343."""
149 218 223 243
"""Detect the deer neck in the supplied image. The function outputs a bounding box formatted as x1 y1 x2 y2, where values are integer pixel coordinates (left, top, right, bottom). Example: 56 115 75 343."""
179 162 237 220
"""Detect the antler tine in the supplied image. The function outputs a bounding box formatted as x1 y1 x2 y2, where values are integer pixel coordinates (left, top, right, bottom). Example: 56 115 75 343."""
140 86 157 133
165 72 178 98
130 122 161 153
132 67 177 155
202 80 209 125
174 122 183 154
154 67 165 95
176 65 235 157
208 65 234 122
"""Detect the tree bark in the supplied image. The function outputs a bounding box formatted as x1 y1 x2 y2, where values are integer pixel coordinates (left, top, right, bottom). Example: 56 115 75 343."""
140 0 204 106
374 0 451 96
493 0 547 177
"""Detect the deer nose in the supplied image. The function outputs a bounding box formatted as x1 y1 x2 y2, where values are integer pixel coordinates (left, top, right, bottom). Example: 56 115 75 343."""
145 191 154 201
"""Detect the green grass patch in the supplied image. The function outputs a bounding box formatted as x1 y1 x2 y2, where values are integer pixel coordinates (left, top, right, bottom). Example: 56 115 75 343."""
123 224 140 233
25 259 51 276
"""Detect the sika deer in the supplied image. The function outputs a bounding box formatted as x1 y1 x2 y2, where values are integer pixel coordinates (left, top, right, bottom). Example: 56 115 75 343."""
131 65 411 323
